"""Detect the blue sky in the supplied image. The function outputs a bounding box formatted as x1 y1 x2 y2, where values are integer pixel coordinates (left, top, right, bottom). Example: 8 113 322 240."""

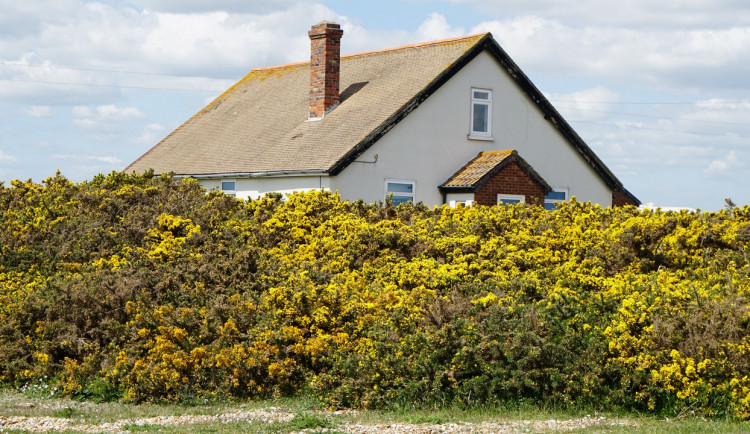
0 0 748 210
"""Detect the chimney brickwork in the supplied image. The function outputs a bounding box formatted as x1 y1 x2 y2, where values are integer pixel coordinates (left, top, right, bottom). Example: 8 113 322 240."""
308 21 344 119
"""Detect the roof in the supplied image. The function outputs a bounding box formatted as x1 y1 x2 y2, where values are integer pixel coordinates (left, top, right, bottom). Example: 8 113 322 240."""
127 34 486 176
439 150 551 193
126 32 639 205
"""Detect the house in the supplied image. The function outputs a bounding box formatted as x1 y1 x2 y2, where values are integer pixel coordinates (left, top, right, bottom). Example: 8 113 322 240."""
127 22 639 208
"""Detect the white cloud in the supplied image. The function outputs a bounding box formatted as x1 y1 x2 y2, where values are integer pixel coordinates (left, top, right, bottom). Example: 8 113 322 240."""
50 154 122 165
546 86 620 121
22 106 54 117
72 104 144 131
139 3 339 71
93 105 144 120
458 0 750 29
0 151 18 163
470 16 750 91
128 0 304 14
414 13 464 41
136 123 166 144
72 106 91 117
89 156 122 165
704 150 742 177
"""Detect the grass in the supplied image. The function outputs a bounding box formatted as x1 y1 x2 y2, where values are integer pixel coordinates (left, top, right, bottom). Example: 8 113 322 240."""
0 388 747 433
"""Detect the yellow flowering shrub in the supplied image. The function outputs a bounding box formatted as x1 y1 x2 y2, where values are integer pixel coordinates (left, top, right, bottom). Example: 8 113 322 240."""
1 171 750 418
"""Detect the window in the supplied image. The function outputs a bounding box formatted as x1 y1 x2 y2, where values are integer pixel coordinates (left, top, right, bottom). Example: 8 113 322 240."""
497 194 525 205
221 180 237 197
470 88 492 139
544 189 568 210
449 199 473 207
385 180 415 205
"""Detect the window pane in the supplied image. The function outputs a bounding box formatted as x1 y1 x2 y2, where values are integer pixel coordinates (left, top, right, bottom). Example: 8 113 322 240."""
499 198 522 205
472 103 488 133
391 195 412 205
473 91 489 100
545 190 566 200
221 181 236 191
544 202 558 210
387 182 413 193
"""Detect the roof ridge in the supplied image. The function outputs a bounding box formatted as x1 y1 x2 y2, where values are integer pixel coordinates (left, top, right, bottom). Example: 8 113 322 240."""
342 33 488 60
251 33 489 72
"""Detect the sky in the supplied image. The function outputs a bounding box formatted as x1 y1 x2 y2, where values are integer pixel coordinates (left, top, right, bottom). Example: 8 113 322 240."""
0 1 748 210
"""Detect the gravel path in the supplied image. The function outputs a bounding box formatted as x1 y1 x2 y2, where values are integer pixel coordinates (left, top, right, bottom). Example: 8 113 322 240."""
0 410 636 433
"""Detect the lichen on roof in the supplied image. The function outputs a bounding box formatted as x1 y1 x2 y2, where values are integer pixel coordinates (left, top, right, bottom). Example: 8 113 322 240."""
442 150 516 188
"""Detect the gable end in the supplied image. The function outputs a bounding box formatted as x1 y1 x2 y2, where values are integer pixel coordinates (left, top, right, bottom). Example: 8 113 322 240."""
328 34 639 206
327 33 494 176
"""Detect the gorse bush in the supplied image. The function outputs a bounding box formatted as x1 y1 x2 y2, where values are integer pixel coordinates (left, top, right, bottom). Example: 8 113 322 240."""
1 172 749 418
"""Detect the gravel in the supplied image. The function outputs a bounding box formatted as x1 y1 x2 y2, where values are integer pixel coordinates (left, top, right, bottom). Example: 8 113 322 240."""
0 410 636 432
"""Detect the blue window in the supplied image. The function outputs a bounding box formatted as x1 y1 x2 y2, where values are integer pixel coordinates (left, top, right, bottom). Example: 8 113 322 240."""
385 180 415 204
497 194 525 205
221 180 237 197
544 189 567 210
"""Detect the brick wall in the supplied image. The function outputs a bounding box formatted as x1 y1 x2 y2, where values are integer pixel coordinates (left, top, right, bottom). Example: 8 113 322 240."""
612 189 638 207
309 22 343 119
473 162 546 206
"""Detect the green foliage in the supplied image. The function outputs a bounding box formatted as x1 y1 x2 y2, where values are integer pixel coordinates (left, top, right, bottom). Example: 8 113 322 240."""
52 406 76 418
287 412 336 430
1 171 750 419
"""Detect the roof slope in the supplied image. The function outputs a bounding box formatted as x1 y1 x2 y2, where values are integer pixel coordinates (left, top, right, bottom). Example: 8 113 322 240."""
440 150 551 193
127 34 486 176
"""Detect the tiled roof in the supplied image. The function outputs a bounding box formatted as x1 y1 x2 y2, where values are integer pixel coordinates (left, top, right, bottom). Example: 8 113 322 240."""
440 150 551 193
441 150 515 188
126 34 487 176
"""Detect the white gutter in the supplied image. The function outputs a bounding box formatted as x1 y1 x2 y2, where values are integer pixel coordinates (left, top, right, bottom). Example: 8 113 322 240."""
174 170 329 179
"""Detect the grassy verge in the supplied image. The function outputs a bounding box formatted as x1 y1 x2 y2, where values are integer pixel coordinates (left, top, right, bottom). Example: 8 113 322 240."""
0 388 747 433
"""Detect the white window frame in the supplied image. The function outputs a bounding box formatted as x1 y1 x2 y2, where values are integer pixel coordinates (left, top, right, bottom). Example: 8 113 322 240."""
544 188 568 210
448 199 474 208
469 88 492 140
497 194 525 205
384 179 415 205
221 180 237 197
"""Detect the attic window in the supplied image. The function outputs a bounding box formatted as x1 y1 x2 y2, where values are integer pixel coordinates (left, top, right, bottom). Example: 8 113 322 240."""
469 88 492 140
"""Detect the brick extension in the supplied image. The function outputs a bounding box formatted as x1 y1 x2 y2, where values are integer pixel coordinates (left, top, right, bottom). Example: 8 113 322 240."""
309 22 344 119
473 162 547 206
440 150 551 206
612 189 639 207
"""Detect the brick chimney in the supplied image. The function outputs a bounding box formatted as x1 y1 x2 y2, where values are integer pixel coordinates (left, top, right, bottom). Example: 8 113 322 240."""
308 21 343 119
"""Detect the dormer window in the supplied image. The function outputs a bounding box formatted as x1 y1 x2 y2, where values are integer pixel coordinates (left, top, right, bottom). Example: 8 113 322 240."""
469 88 492 140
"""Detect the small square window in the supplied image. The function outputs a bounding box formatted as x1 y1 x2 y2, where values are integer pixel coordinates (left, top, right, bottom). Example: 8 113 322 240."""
385 180 415 204
221 180 237 197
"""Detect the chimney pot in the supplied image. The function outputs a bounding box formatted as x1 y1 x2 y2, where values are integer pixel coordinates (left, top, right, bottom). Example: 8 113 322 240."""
308 21 343 119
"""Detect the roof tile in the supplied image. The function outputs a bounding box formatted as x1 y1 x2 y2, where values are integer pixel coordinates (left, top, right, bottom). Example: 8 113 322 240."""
127 34 487 175
441 150 515 188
